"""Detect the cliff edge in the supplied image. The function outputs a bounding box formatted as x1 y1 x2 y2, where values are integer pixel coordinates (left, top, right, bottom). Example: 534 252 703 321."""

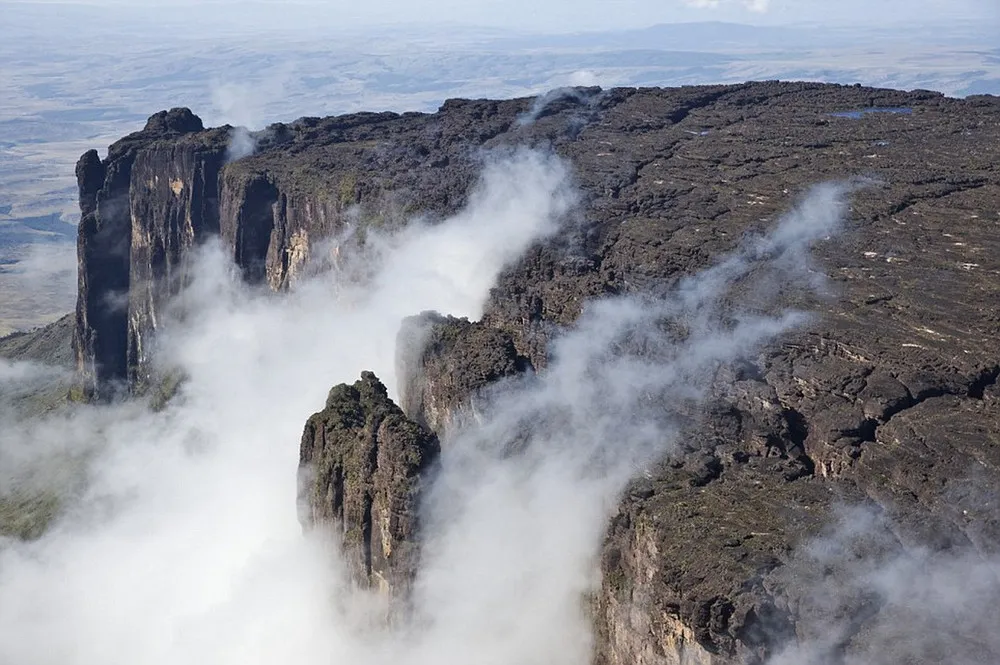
73 82 1000 663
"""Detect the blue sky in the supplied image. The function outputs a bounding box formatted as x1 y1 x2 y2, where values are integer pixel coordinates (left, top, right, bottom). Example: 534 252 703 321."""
476 0 1000 29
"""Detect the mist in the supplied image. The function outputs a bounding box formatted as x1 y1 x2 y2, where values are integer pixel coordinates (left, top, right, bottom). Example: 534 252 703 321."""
769 504 1000 665
0 148 574 664
2 142 975 665
0 243 77 337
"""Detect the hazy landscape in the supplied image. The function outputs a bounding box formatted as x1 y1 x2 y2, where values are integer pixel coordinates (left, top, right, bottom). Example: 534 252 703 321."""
2 2 1000 664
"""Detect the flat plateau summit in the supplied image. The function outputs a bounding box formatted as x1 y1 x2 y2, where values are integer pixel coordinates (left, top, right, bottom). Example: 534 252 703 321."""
5 81 1000 664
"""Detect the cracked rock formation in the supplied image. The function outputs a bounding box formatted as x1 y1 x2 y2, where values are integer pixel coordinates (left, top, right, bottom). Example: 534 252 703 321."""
72 82 1000 663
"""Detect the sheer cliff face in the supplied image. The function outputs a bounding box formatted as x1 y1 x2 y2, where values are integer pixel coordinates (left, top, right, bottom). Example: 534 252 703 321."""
126 141 227 391
217 172 342 290
74 147 123 398
74 83 1000 663
73 108 229 398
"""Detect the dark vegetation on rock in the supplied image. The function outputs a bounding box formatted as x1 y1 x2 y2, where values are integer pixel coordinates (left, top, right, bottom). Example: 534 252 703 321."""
396 311 531 435
298 371 439 605
5 81 998 662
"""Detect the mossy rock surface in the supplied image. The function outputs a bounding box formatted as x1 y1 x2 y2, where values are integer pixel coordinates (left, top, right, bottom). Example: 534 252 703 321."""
299 371 439 603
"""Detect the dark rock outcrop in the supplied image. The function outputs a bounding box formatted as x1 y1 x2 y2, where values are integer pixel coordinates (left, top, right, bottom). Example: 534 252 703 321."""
396 311 531 436
72 110 229 398
76 82 1000 662
298 372 439 602
74 146 127 399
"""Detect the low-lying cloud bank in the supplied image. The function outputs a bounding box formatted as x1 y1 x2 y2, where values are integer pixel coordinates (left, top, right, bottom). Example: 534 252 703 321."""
0 242 77 336
0 148 575 664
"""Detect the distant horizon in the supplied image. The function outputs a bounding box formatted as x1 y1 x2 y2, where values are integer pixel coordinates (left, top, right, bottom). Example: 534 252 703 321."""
2 0 997 33
2 0 996 246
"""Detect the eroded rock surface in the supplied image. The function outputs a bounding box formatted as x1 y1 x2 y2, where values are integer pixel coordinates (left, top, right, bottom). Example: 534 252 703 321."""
298 371 439 601
396 311 531 436
73 108 230 399
76 82 1000 662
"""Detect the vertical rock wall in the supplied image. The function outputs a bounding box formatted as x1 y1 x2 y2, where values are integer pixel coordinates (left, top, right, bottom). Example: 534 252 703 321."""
298 372 439 603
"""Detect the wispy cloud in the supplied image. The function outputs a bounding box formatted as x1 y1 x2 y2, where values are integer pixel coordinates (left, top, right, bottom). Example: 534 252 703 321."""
684 0 771 12
0 148 575 663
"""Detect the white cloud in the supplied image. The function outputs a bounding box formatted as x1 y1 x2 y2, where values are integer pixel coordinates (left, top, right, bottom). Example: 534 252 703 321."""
684 0 771 13
0 155 857 665
0 149 575 664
